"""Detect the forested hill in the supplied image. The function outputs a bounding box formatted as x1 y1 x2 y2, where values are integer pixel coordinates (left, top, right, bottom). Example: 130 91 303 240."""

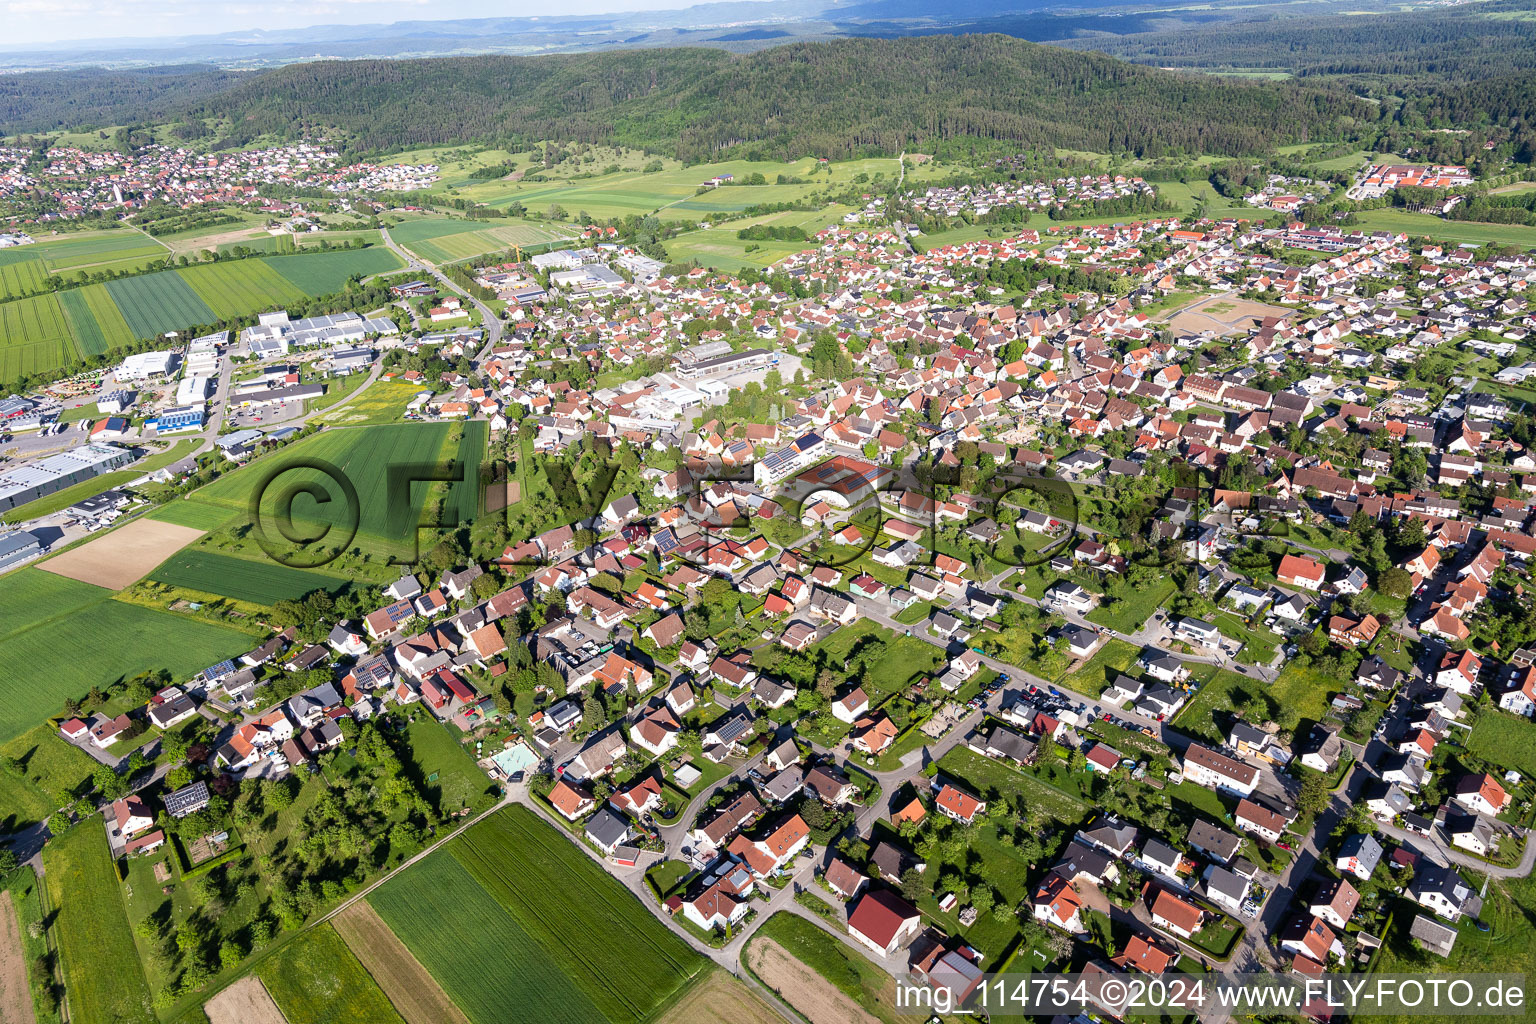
172 35 1376 160
0 65 242 134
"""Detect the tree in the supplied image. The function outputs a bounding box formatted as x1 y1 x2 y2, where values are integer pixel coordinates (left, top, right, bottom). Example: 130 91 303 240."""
899 867 926 902
1378 567 1413 599
1297 770 1329 817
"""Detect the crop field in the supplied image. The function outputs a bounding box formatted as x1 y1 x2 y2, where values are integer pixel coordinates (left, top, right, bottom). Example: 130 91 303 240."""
148 549 352 605
319 379 428 425
370 804 704 1024
0 594 253 744
667 206 848 270
265 248 404 295
0 294 74 381
177 259 307 318
1353 208 1536 247
105 270 216 339
44 821 156 1024
191 421 485 560
256 924 406 1024
406 223 571 264
29 231 168 270
57 284 136 355
148 497 238 531
0 250 47 301
370 853 607 1024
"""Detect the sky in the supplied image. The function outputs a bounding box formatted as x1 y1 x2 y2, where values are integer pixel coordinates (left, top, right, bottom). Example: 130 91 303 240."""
5 0 700 49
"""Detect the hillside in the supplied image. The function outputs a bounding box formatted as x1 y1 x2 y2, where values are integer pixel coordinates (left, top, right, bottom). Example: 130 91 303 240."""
3 35 1380 159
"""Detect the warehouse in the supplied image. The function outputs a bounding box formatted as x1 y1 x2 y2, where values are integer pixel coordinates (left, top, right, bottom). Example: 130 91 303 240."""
0 443 134 512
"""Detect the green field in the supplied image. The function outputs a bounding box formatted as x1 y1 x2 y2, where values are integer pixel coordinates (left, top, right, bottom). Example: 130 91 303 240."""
389 218 571 263
369 804 704 1024
256 924 407 1024
0 587 254 744
0 720 93 832
318 379 430 426
57 284 137 355
190 421 486 561
44 821 156 1024
148 497 239 531
404 715 499 814
148 549 352 605
29 231 169 270
177 259 307 318
747 912 904 1024
105 270 216 339
1353 208 1536 248
0 249 47 301
0 293 74 380
264 247 404 295
1468 709 1536 778
666 206 849 271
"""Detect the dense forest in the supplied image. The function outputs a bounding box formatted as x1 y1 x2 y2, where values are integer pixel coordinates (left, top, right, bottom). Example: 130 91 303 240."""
1 36 1381 160
0 64 242 134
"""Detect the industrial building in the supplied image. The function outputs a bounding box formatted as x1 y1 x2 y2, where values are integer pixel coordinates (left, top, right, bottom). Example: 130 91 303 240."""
154 406 205 433
118 350 179 380
0 443 134 513
0 530 42 570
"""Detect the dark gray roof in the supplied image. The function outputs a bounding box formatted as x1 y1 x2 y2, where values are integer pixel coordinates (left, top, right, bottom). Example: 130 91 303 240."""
163 781 210 818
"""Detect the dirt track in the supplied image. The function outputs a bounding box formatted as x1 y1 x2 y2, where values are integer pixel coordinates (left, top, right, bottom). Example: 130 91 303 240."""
39 519 204 590
332 902 469 1024
0 891 36 1024
658 969 785 1024
744 939 881 1024
204 976 287 1024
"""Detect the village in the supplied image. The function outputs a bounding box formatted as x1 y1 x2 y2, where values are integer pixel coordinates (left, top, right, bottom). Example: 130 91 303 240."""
2 183 1536 1023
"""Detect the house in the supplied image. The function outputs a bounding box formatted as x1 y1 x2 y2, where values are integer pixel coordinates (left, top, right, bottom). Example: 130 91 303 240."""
1297 722 1345 773
148 692 198 730
805 765 859 805
1454 773 1510 816
1183 743 1259 796
1280 915 1337 965
692 793 764 850
1277 554 1326 590
982 725 1038 766
727 814 811 877
1310 877 1360 930
1408 863 1482 922
1174 616 1220 647
1436 650 1482 696
764 738 800 773
847 889 922 956
90 713 132 748
162 781 210 819
1336 833 1383 880
852 714 899 756
1235 798 1293 843
612 774 665 818
825 858 868 900
1140 838 1182 880
682 875 753 933
833 687 870 723
1204 867 1249 913
1409 914 1459 958
870 841 926 884
1447 812 1498 856
585 808 633 856
549 778 596 820
664 681 696 716
1033 874 1085 934
1150 890 1205 939
1188 819 1242 865
111 796 154 839
935 783 987 824
1498 669 1536 717
1140 648 1188 684
633 706 682 757
1116 933 1178 976
1085 742 1123 774
1327 613 1380 649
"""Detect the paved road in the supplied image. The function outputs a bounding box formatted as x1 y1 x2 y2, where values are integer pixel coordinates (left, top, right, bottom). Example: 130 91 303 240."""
380 228 503 364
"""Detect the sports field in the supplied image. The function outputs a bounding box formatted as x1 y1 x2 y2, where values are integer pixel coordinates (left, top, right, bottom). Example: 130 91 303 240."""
178 259 308 318
44 821 156 1024
105 270 217 339
190 421 486 561
148 549 352 605
369 804 705 1024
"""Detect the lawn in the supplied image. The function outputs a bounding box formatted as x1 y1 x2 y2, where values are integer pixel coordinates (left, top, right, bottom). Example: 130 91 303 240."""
936 745 1090 825
147 549 353 605
1172 664 1301 745
263 248 404 296
43 820 156 1024
0 721 94 832
58 284 137 355
371 804 705 1024
0 590 255 745
1467 709 1536 778
105 270 216 340
1087 579 1178 633
1370 874 1536 1024
1064 638 1140 697
1354 208 1536 248
256 924 406 1024
190 420 486 562
403 715 499 815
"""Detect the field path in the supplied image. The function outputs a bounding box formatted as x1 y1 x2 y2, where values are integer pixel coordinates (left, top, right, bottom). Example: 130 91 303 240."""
332 902 469 1024
0 890 36 1024
204 976 287 1024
